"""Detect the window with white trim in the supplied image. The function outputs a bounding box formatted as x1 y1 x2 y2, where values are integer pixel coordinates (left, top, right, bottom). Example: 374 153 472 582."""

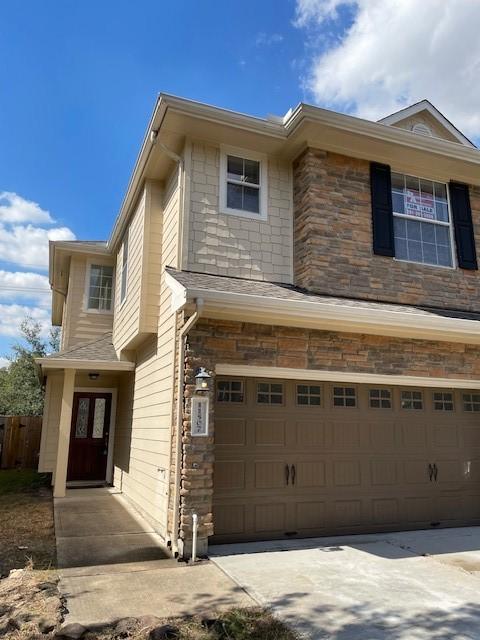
220 149 267 219
401 390 423 410
217 380 244 403
463 393 480 412
391 172 454 268
333 387 356 407
120 233 129 303
87 264 113 311
369 388 392 409
297 384 321 406
433 391 454 411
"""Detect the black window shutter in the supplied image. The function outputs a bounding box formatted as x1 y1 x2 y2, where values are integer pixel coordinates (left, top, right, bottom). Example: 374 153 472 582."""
370 162 395 257
450 181 478 270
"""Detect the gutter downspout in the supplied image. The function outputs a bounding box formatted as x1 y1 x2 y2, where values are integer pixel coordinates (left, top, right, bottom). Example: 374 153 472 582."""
171 298 204 557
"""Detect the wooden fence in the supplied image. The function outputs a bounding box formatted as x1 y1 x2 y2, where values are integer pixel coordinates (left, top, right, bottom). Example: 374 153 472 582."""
0 416 42 469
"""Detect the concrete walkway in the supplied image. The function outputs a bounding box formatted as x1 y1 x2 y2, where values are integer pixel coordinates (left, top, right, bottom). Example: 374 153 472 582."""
211 528 480 640
55 489 252 626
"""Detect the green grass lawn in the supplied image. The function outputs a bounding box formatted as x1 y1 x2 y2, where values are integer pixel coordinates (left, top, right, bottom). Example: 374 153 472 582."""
0 468 51 495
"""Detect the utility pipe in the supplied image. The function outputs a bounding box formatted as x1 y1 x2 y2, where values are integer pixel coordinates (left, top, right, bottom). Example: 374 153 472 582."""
191 512 198 564
171 298 204 557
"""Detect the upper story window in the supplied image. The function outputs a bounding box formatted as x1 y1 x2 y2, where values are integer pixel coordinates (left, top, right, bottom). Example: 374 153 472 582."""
87 264 113 311
391 172 454 268
120 233 129 304
219 147 267 220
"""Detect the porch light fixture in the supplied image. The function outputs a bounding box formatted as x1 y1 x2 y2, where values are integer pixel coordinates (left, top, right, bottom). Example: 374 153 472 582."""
195 367 211 393
88 372 100 381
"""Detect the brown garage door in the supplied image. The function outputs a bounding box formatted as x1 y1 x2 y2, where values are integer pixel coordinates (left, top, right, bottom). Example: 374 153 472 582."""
212 377 480 543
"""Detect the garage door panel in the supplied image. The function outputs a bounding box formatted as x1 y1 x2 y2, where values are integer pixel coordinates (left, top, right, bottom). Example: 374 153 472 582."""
295 501 327 530
433 425 460 448
214 460 245 491
295 460 326 488
372 498 400 525
333 460 361 487
334 500 362 527
295 421 326 447
214 504 246 536
213 377 480 543
369 421 396 450
401 422 428 448
370 460 398 486
255 503 286 533
333 421 361 449
254 419 286 446
255 460 287 489
215 419 246 446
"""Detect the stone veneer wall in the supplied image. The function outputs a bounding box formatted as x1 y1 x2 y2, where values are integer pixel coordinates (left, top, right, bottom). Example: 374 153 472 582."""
293 148 480 312
176 317 480 552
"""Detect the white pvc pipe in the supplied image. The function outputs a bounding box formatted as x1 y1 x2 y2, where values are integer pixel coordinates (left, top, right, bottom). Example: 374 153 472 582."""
191 512 198 563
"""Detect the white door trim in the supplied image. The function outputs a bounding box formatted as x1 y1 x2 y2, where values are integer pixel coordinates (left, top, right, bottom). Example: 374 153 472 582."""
74 387 118 483
215 364 480 389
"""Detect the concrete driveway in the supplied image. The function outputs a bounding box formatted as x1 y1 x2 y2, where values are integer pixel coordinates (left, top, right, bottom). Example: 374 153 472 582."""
211 527 480 639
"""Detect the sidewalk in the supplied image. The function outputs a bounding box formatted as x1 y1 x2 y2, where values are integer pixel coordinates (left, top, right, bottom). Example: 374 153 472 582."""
55 488 252 626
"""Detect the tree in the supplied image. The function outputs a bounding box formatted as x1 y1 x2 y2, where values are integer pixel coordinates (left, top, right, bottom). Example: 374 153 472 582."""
0 317 59 416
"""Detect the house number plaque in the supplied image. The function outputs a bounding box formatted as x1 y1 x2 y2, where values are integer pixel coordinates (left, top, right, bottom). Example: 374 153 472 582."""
191 397 209 436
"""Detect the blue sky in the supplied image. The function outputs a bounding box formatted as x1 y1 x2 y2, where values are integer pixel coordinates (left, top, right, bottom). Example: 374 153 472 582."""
1 0 479 362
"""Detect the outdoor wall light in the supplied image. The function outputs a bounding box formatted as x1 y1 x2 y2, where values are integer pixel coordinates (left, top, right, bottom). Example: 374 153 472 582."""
195 367 211 392
88 372 100 381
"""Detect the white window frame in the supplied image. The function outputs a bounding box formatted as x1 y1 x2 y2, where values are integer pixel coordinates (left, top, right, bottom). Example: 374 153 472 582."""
120 233 129 306
391 171 456 270
219 145 268 221
84 259 114 314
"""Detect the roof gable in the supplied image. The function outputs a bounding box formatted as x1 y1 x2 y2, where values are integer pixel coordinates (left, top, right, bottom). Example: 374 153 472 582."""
378 100 475 148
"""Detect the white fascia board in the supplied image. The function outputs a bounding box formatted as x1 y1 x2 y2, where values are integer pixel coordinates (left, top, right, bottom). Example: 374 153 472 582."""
169 282 480 344
290 105 480 165
216 364 480 390
36 358 135 371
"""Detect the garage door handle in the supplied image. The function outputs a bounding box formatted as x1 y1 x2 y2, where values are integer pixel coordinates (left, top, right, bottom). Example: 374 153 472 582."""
285 464 290 485
428 463 434 482
291 464 296 486
433 463 438 482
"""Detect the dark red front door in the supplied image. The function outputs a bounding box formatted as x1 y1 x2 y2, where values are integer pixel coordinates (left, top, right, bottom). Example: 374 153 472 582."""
67 393 112 481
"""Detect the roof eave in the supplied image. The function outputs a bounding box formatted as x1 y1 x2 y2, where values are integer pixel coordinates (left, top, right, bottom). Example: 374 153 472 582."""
167 279 480 345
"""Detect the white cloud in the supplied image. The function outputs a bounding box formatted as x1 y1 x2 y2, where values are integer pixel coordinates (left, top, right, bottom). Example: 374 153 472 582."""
0 303 50 339
256 32 284 46
0 223 75 269
0 270 51 306
0 192 53 224
0 357 9 369
295 0 480 138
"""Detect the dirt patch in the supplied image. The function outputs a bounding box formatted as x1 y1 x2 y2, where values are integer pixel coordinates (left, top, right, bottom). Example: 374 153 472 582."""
0 567 63 639
0 470 56 577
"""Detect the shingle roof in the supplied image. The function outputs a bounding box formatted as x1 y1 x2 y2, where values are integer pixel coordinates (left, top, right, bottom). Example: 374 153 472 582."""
49 333 119 362
166 267 480 322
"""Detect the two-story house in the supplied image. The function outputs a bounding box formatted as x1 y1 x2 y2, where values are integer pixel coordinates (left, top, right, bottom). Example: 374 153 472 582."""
37 95 480 558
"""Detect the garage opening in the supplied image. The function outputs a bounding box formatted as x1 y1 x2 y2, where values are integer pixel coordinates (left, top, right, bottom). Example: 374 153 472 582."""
212 377 480 544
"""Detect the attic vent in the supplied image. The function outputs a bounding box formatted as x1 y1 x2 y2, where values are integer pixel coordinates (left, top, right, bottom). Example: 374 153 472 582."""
412 122 432 137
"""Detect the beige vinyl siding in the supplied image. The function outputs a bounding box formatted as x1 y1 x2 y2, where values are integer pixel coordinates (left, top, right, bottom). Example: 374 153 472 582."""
113 182 163 353
186 141 293 282
112 166 180 538
113 191 146 352
62 255 114 349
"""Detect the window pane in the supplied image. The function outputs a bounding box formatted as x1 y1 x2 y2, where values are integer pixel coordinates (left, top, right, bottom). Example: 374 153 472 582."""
243 186 260 213
392 191 405 214
395 238 408 260
227 156 244 180
408 240 423 262
227 182 243 209
391 172 404 191
244 159 260 185
92 399 106 438
75 398 90 438
406 219 421 241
